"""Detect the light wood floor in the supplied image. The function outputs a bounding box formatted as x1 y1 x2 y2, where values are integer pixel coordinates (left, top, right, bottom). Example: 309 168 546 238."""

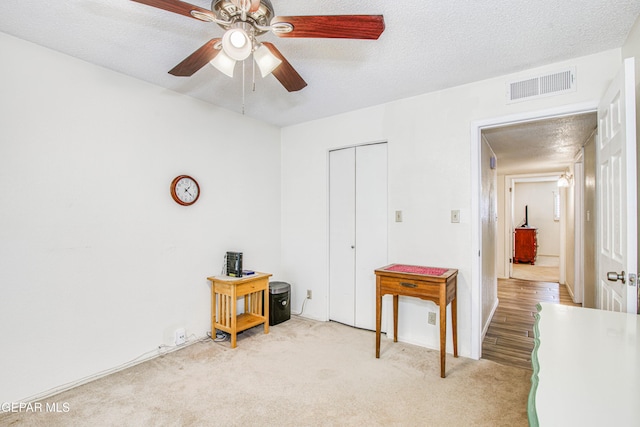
481 277 581 370
512 255 559 282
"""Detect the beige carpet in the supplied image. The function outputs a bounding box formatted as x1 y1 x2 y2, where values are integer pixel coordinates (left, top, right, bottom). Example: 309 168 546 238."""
1 317 531 426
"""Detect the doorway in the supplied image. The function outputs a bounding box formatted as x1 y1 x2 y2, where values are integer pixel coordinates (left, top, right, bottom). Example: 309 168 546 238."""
470 104 598 359
473 58 638 360
508 176 563 284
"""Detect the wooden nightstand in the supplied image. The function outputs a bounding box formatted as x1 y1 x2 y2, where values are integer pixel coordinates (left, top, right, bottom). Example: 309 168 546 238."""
207 272 272 348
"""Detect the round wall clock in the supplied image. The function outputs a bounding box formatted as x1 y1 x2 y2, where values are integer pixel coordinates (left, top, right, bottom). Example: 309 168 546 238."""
170 175 200 206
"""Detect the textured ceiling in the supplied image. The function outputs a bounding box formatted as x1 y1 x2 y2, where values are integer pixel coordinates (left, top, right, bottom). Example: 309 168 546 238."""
1 0 639 129
483 113 598 175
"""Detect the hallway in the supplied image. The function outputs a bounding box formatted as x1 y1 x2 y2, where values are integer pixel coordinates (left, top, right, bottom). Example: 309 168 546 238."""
481 277 580 370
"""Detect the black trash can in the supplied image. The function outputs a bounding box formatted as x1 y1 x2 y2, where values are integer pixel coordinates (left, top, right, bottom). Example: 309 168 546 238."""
269 281 291 326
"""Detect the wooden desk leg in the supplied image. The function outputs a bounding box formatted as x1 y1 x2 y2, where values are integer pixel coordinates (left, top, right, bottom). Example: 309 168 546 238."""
439 300 447 378
393 295 399 343
452 295 458 358
375 279 381 358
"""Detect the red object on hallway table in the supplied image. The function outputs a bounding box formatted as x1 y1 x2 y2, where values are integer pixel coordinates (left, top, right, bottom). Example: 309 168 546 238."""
384 264 448 276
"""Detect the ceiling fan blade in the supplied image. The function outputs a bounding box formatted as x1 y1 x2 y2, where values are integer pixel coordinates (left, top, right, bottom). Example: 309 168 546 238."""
271 15 385 39
169 39 221 76
262 43 307 92
131 0 215 21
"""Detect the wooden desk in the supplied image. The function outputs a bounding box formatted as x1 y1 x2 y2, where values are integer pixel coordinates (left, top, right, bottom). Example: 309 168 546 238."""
375 264 458 378
207 272 271 348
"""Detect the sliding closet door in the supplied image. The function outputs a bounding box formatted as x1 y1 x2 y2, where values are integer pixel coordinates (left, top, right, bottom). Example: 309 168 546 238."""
329 148 356 326
329 143 387 330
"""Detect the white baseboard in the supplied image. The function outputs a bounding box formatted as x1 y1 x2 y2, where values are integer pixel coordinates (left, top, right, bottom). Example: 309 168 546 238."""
20 335 209 403
481 297 500 341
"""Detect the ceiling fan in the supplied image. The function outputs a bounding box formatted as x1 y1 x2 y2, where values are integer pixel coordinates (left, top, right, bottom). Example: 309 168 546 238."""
131 0 385 92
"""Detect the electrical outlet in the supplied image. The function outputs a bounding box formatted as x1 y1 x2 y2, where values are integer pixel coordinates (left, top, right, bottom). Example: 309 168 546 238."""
175 328 186 345
428 312 436 325
307 289 312 299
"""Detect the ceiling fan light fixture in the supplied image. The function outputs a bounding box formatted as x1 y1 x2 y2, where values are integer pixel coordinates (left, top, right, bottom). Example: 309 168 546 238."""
210 50 237 77
253 44 282 77
138 1 385 95
222 28 252 61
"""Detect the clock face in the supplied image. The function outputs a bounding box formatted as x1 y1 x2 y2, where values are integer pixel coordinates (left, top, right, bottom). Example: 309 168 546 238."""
171 175 200 206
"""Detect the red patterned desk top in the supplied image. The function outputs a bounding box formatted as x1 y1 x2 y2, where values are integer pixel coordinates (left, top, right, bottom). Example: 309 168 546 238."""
383 264 449 276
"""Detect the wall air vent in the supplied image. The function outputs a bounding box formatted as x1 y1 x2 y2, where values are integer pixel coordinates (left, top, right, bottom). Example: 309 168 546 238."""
506 67 576 103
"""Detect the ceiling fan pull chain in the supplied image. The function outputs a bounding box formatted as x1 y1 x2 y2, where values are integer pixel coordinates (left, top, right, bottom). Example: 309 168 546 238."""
242 59 246 115
252 55 257 92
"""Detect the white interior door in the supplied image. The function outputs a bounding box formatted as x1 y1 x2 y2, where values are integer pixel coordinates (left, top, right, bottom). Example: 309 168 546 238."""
354 143 388 329
329 143 388 329
596 57 637 313
329 148 356 326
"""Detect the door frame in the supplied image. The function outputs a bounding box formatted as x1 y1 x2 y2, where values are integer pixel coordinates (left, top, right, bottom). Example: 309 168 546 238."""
470 101 597 359
505 173 565 281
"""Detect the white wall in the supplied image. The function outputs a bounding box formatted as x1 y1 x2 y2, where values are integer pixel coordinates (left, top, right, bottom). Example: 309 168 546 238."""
0 33 282 403
623 2 640 91
281 49 622 358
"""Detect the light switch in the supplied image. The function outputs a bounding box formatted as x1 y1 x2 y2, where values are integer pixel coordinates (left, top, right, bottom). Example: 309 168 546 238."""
451 210 460 223
395 210 403 222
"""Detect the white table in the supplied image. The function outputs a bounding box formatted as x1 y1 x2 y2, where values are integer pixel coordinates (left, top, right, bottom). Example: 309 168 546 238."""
529 302 640 426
